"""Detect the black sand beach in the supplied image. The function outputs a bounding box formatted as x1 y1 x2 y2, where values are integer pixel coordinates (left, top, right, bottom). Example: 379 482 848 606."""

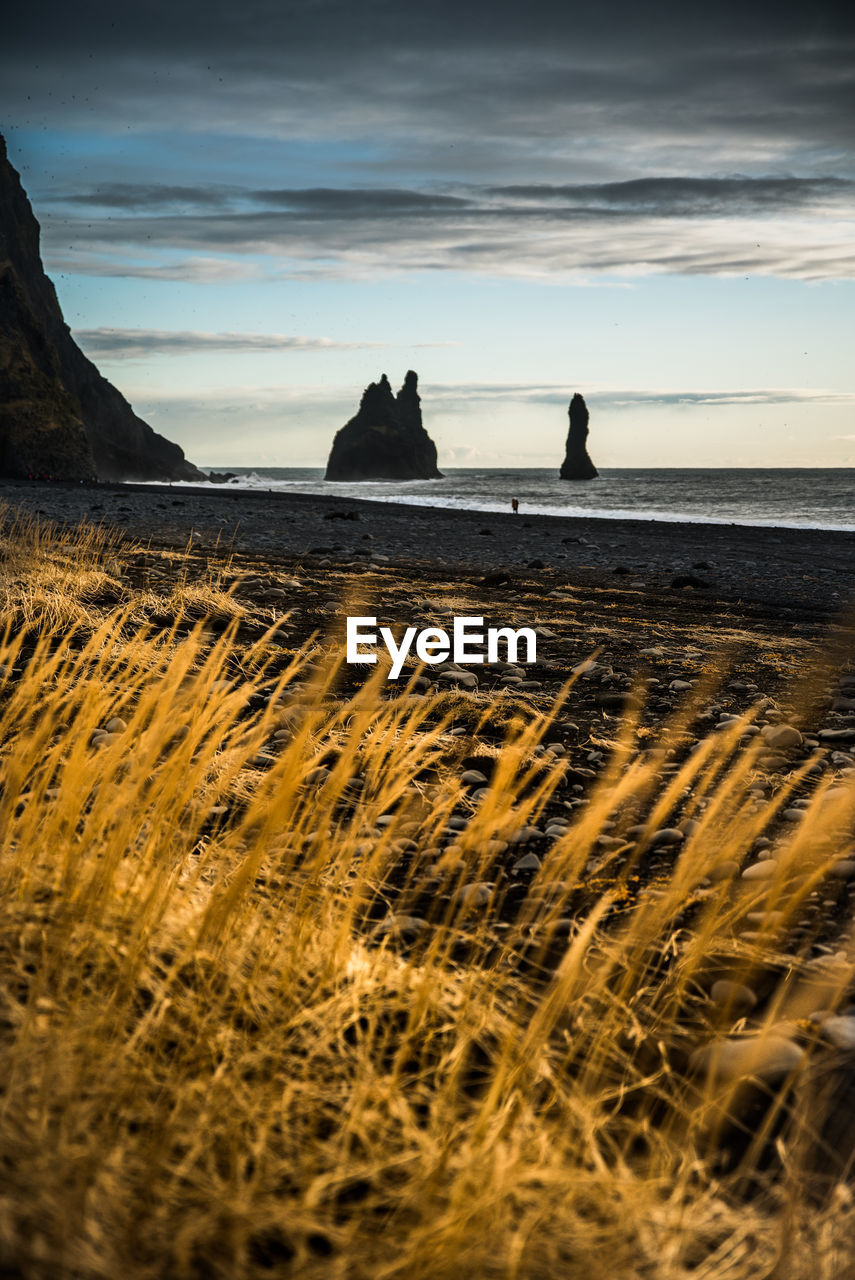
3 478 855 626
4 479 855 1275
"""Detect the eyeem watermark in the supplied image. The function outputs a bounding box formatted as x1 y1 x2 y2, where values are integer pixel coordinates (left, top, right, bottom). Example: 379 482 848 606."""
346 615 536 679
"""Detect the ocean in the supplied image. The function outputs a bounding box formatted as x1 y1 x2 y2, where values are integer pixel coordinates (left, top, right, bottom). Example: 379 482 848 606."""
181 468 855 532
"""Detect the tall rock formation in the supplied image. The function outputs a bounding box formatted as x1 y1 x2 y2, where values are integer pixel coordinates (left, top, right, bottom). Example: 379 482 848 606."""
0 134 205 482
325 371 443 481
559 392 598 480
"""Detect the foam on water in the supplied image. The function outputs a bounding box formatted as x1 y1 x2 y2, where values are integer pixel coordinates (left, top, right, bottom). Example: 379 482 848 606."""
140 467 855 532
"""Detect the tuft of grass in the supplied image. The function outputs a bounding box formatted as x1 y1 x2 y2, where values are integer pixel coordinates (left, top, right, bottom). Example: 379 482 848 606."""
1 515 855 1278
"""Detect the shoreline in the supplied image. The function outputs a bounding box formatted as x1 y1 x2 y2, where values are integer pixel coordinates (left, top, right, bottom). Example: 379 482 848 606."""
124 479 855 535
2 476 855 625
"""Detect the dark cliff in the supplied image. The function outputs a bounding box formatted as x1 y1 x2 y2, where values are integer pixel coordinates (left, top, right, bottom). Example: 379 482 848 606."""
559 392 598 480
0 134 205 482
325 371 443 481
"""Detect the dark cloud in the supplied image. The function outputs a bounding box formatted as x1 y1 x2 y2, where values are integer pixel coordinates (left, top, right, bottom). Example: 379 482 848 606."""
252 188 471 215
53 184 235 210
4 0 852 59
54 176 851 219
40 173 855 281
50 185 473 215
488 177 854 216
4 1 853 284
2 2 853 185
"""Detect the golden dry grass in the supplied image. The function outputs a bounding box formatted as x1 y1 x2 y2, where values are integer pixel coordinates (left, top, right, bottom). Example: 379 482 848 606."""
1 512 855 1278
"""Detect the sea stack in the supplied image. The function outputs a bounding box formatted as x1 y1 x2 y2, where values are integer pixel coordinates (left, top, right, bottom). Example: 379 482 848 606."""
559 392 598 481
0 133 205 482
325 371 443 481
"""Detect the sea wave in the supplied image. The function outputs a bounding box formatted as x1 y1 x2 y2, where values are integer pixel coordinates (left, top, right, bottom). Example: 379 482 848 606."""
135 468 855 533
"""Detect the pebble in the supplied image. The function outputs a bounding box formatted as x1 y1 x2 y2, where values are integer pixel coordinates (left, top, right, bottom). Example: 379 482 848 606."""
372 915 429 941
438 670 478 688
709 980 757 1016
433 850 466 876
706 860 740 882
454 882 493 909
812 1014 855 1050
649 828 685 847
526 880 571 900
741 861 779 880
572 659 600 676
760 724 803 750
690 1035 804 1085
508 827 544 844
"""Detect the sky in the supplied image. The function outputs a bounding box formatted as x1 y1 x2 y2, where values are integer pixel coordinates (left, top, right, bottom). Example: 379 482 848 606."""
2 0 854 468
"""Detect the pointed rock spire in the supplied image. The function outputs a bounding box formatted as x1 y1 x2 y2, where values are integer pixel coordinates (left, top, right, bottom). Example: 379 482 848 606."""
559 392 598 480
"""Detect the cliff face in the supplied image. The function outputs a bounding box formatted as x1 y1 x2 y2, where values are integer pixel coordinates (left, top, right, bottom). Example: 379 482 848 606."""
559 392 598 480
0 134 205 482
0 267 95 479
325 371 443 481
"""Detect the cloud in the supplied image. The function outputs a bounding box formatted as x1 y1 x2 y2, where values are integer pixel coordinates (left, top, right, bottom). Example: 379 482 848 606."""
33 170 855 282
124 379 855 409
48 254 263 282
592 388 855 408
486 176 854 216
3 4 854 188
74 328 456 358
5 2 854 284
48 184 474 216
407 383 855 409
73 328 393 359
49 183 236 210
252 188 473 215
51 175 852 220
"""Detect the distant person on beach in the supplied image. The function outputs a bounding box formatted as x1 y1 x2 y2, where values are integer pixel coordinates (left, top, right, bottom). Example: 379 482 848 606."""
511 498 519 514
